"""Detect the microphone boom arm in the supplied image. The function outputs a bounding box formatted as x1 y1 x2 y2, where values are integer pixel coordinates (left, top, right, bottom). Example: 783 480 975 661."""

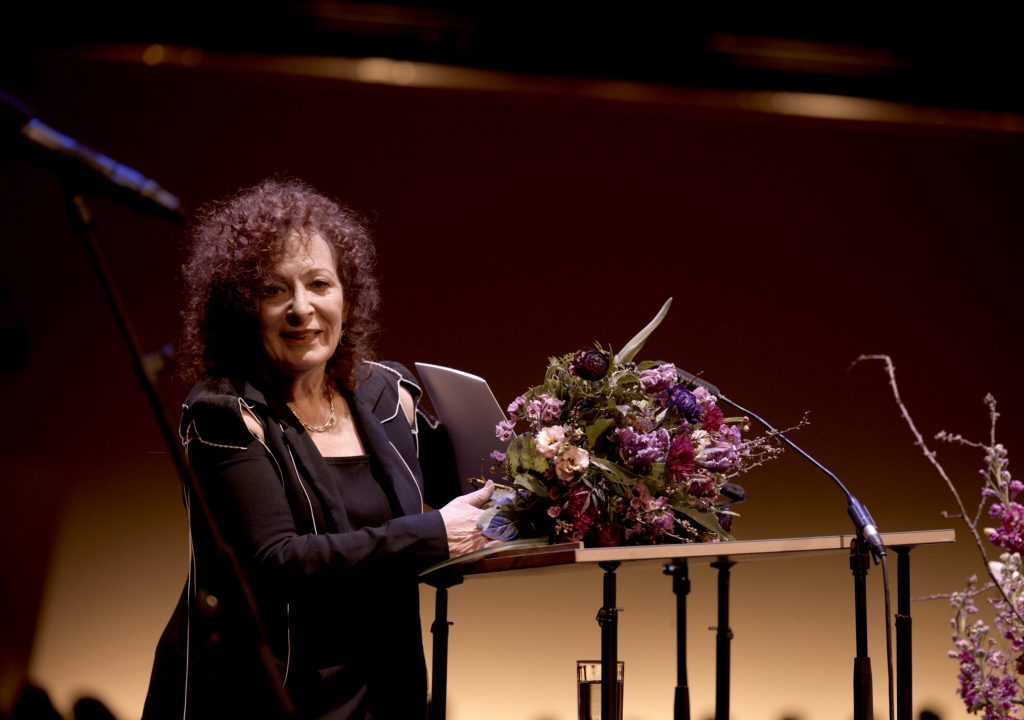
677 370 886 560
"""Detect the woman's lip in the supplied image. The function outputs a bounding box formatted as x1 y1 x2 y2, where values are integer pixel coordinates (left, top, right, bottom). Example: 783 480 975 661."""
280 330 321 342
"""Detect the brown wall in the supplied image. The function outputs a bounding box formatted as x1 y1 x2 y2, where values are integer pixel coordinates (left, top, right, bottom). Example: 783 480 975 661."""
1 50 1021 719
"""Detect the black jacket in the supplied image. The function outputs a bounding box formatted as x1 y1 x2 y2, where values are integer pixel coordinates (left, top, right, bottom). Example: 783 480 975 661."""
143 361 458 719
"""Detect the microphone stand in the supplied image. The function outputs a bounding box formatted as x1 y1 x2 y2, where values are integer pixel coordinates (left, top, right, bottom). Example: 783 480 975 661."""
681 372 888 720
60 187 293 718
719 393 885 563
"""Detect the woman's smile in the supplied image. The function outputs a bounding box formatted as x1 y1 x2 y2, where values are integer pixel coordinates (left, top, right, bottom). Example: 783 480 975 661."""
280 329 322 343
258 232 346 377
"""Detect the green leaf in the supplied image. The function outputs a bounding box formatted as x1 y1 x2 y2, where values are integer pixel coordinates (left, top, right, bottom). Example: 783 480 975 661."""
586 418 615 447
644 463 666 491
590 457 637 489
506 434 550 474
609 370 641 391
513 472 548 497
614 298 673 365
670 502 736 542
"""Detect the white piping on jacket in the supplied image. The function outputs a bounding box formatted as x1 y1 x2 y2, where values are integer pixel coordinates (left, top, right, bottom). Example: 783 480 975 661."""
388 440 425 511
362 360 425 457
179 372 424 707
283 442 319 534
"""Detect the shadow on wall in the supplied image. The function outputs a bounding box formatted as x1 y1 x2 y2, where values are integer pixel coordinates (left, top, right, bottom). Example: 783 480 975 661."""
5 682 950 720
7 684 116 720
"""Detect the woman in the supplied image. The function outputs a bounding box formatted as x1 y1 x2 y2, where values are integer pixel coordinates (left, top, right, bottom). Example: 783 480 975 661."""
143 178 492 719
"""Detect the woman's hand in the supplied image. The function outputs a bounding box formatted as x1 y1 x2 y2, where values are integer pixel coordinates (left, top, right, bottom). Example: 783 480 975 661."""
438 481 495 556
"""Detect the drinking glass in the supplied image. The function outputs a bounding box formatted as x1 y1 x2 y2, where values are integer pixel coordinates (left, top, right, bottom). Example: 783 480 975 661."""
576 660 624 720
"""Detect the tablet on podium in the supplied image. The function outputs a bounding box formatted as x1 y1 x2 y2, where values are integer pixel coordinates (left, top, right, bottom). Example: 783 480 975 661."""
414 362 510 484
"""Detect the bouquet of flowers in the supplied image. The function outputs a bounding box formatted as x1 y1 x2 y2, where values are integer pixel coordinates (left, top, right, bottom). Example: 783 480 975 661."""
478 299 782 547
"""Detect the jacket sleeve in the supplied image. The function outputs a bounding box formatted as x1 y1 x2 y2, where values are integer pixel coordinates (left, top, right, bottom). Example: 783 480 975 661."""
183 394 450 600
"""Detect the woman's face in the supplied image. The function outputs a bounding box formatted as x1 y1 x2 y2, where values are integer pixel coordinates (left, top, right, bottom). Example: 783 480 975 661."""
258 232 346 379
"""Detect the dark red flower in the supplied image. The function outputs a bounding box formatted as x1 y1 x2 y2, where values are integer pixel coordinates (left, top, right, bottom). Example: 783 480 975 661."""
702 403 725 432
666 434 696 481
687 473 718 500
571 348 610 381
591 519 622 547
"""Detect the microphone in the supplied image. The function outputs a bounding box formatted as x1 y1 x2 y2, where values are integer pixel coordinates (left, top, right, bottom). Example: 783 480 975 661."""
679 367 886 560
1 90 184 222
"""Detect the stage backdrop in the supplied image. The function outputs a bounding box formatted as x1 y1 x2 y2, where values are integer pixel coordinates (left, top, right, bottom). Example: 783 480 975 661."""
1 48 1021 719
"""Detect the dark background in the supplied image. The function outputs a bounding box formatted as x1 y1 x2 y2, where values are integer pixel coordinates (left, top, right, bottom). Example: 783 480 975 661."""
1 7 1022 717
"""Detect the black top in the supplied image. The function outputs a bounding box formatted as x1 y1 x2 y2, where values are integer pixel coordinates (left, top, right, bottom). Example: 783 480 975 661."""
323 455 392 529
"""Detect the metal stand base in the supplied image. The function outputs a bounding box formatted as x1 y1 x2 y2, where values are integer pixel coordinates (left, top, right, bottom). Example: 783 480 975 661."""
597 561 622 720
663 559 691 720
427 574 462 720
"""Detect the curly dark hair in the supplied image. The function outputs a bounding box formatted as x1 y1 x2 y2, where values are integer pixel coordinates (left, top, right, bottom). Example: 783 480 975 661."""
178 177 380 389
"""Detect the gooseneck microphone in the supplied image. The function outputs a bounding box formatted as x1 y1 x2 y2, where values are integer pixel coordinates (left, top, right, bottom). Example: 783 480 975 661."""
678 369 886 560
1 89 183 222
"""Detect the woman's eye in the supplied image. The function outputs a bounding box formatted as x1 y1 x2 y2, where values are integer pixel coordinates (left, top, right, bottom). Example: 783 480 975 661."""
311 279 330 290
262 285 284 298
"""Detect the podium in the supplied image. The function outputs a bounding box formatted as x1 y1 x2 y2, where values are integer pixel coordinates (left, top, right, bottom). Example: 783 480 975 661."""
423 529 955 720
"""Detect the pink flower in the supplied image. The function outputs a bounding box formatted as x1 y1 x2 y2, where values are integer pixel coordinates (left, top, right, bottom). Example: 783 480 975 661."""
697 439 740 472
556 446 590 481
495 419 516 442
535 425 567 458
507 395 527 418
525 394 565 426
639 363 677 393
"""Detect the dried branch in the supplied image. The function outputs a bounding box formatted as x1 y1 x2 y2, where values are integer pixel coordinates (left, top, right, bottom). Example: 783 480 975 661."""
915 582 997 603
852 354 1024 626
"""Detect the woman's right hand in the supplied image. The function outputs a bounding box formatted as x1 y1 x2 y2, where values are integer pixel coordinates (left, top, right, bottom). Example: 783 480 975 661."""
438 480 494 556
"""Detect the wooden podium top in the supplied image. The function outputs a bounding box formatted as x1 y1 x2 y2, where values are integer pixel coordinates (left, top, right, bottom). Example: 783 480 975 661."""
426 529 956 580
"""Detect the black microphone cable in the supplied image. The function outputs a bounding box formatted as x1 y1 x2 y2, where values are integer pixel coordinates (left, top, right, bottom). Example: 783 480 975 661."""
679 369 895 720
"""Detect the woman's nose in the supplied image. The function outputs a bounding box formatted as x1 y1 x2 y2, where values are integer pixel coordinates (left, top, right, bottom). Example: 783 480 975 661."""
286 289 312 324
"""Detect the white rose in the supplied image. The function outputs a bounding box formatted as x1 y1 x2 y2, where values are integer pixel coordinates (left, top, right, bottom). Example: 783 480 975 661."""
535 426 567 458
555 446 590 481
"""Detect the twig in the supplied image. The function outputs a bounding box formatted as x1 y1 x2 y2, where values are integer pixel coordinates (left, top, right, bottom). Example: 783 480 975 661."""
914 582 997 602
852 354 1023 625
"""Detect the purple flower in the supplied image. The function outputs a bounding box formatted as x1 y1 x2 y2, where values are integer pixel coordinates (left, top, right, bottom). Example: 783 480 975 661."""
495 419 516 442
720 424 743 447
623 484 678 543
666 385 704 424
611 426 671 468
525 394 565 427
507 395 527 418
986 501 1024 554
639 363 678 394
697 439 741 472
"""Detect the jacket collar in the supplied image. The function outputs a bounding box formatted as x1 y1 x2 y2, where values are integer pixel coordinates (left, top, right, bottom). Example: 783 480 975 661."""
241 368 424 526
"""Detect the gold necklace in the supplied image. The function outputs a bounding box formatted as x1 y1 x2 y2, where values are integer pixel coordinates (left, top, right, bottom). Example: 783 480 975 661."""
289 382 336 433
